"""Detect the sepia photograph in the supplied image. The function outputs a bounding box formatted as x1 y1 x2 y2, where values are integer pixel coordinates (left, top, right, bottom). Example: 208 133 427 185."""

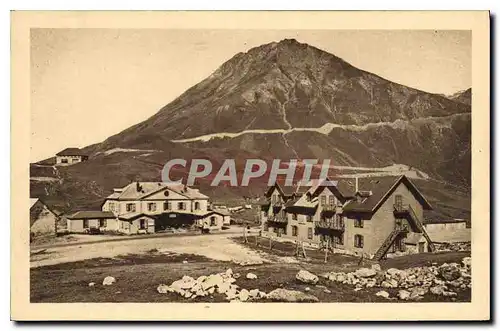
11 10 490 321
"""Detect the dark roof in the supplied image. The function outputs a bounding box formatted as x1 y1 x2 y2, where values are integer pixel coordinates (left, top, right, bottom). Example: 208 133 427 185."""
284 197 300 208
343 175 432 214
56 148 88 157
424 218 469 225
68 211 115 219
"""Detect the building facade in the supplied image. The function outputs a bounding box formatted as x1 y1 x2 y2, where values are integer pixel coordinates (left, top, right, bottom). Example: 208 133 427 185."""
30 198 59 238
55 148 89 165
259 175 435 260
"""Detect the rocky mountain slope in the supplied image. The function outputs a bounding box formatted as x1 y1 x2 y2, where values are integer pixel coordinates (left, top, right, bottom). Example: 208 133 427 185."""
448 88 472 106
30 39 471 221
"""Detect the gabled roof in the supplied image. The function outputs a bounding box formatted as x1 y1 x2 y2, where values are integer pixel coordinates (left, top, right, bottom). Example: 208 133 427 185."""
56 148 88 157
343 175 432 214
68 211 115 219
105 182 209 201
30 198 39 209
118 212 155 221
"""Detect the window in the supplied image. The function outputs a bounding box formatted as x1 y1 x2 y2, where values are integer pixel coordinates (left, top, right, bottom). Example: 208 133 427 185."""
109 202 115 212
337 234 344 245
126 203 136 212
99 219 107 228
320 195 326 206
292 226 298 236
194 202 200 210
147 203 157 212
61 158 68 164
329 195 335 206
306 215 313 222
292 213 297 221
395 194 403 209
354 234 364 248
307 227 313 239
178 202 186 210
139 219 147 229
354 217 364 228
163 202 171 210
83 219 89 228
210 216 216 226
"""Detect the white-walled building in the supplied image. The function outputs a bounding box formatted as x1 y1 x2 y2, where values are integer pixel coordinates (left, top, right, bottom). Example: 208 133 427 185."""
55 148 89 165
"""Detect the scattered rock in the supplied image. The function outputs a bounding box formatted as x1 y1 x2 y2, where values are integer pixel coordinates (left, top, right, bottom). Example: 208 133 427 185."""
246 273 258 280
376 290 390 299
355 268 377 278
88 282 95 287
102 276 116 286
439 263 461 281
234 260 264 266
239 289 250 302
304 287 311 292
371 264 382 272
157 284 171 294
324 289 332 294
398 290 410 300
182 260 188 264
249 289 260 298
296 270 319 284
267 288 319 302
462 257 471 269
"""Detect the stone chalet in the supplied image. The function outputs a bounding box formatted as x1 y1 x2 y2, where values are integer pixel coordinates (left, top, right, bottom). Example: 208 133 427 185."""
55 148 89 165
67 181 230 235
259 175 436 260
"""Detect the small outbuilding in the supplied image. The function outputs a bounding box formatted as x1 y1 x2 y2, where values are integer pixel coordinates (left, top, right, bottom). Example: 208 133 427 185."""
30 198 59 239
67 211 117 233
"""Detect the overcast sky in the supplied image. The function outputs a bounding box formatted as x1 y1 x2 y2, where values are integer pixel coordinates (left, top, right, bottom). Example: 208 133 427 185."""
30 29 471 162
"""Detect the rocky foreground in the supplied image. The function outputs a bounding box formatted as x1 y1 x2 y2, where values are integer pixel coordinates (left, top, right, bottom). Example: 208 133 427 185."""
154 257 471 302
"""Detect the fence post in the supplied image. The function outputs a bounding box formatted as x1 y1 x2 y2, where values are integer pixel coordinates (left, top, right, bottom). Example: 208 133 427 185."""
324 239 329 263
243 227 247 243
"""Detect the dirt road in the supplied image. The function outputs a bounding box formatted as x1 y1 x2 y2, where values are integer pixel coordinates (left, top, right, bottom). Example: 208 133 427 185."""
30 230 267 268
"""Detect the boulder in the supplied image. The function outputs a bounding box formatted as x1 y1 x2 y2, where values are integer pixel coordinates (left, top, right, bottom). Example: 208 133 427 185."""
371 264 382 272
246 273 258 280
355 268 377 278
239 289 250 302
296 270 319 284
225 268 233 277
157 284 170 294
88 282 95 287
267 288 319 302
398 290 410 300
443 291 457 297
304 287 311 292
462 257 471 269
249 289 260 298
336 274 346 282
410 287 428 299
217 282 231 294
324 289 332 294
102 276 116 286
439 263 461 281
201 274 224 291
376 290 390 299
197 275 207 283
386 268 401 277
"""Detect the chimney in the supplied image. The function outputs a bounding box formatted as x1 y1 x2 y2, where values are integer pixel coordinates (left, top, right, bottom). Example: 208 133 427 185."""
355 177 359 193
136 181 141 192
